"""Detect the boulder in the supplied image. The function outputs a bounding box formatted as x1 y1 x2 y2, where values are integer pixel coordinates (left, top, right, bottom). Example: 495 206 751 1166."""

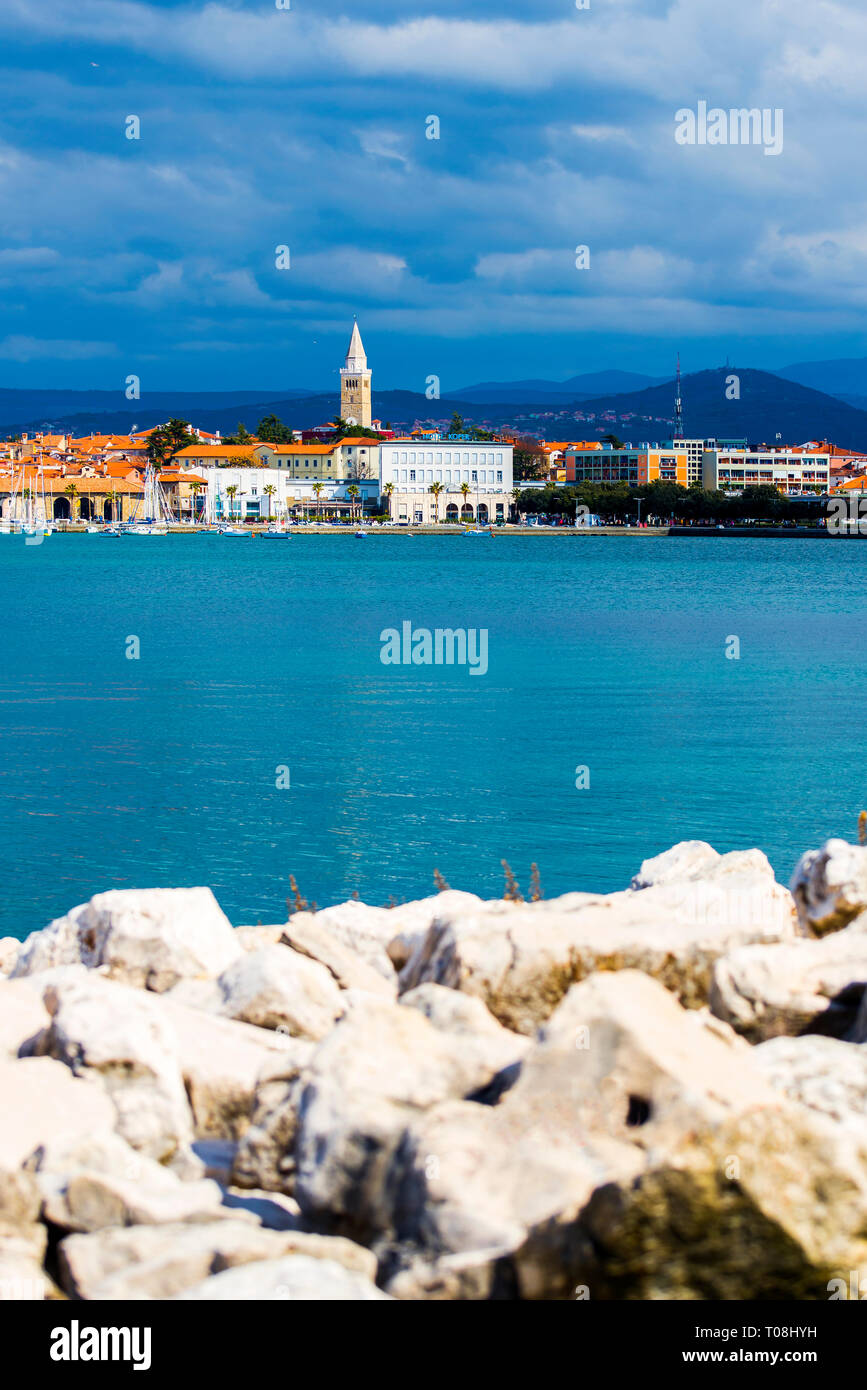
400 983 530 1084
175 1253 390 1300
385 971 778 1297
578 1101 867 1299
0 979 49 1058
790 838 867 936
59 1220 376 1300
12 888 242 992
385 892 484 971
32 975 193 1162
234 925 287 952
288 903 397 981
156 996 312 1140
279 919 396 998
0 939 19 978
231 1055 308 1195
752 1034 867 1129
216 945 343 1040
0 1057 116 1169
399 845 796 1033
0 1166 48 1301
293 991 534 1237
710 929 867 1041
41 1155 224 1234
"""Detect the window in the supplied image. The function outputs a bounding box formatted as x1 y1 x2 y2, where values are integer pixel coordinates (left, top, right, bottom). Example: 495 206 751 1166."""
471 471 478 483
497 471 503 483
410 470 416 481
436 469 442 481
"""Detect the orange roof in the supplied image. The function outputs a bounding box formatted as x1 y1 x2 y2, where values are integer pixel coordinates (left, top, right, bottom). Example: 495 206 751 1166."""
172 445 268 459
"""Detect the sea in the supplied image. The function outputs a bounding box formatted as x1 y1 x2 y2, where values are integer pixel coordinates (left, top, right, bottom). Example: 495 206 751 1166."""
1 531 864 940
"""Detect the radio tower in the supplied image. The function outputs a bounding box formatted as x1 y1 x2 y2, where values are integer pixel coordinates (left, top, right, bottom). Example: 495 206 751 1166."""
674 353 684 439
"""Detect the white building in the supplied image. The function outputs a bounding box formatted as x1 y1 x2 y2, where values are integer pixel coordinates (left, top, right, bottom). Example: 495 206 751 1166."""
197 465 379 521
702 446 830 495
380 434 514 523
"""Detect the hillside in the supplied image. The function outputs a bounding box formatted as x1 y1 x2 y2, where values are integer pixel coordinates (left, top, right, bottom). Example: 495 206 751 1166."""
6 367 867 449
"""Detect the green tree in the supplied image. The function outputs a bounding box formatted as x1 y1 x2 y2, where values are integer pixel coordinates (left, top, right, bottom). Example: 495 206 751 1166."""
148 419 198 470
256 414 293 444
312 480 324 521
263 483 276 520
223 422 253 445
63 482 79 522
449 412 465 435
347 482 360 521
429 480 443 523
225 484 239 519
602 433 625 449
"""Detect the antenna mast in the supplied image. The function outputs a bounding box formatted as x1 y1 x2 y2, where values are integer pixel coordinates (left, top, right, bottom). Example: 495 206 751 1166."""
674 353 684 439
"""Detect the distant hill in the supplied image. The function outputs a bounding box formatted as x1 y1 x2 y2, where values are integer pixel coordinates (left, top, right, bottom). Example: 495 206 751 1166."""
778 357 867 400
0 387 315 432
6 366 867 450
450 369 659 404
555 367 867 451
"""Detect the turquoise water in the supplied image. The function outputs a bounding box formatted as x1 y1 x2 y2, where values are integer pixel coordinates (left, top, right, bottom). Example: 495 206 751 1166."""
1 532 865 939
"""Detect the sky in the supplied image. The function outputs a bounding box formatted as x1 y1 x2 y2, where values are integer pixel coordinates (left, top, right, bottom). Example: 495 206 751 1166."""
1 0 866 392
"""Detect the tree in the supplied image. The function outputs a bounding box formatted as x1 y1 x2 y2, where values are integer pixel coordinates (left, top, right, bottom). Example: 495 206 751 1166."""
105 488 119 523
148 419 198 470
459 480 471 519
383 480 394 520
429 480 443 523
256 415 293 444
347 483 360 522
263 483 276 520
513 438 548 481
449 412 465 436
312 480 324 522
602 433 625 449
189 481 203 523
64 482 79 522
225 484 239 519
223 422 253 446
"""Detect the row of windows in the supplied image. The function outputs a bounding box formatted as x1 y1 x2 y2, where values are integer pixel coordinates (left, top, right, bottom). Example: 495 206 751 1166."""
392 469 504 484
387 450 505 466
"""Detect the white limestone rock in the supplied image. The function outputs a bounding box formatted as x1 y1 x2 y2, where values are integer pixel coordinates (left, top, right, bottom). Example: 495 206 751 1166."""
752 1034 867 1129
0 979 49 1059
279 919 397 998
12 887 242 992
790 838 867 937
33 975 193 1162
0 939 19 979
59 1219 376 1300
710 928 867 1041
216 944 344 1040
0 1056 116 1170
399 844 796 1033
175 1254 391 1300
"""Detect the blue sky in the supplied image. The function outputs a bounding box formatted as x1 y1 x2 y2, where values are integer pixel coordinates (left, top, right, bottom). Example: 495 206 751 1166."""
0 0 865 391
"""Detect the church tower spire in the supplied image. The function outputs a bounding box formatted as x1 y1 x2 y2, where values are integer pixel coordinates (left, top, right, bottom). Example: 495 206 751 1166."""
340 319 372 428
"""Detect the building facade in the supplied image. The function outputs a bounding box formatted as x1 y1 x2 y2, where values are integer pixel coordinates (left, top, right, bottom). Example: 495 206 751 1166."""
379 434 514 523
340 322 372 429
702 446 830 495
195 465 380 521
565 439 707 487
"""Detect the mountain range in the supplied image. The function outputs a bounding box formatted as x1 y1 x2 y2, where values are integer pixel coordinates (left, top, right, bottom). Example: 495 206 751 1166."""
6 360 867 451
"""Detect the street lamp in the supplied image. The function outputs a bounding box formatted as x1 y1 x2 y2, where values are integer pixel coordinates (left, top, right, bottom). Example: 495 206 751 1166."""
636 498 643 528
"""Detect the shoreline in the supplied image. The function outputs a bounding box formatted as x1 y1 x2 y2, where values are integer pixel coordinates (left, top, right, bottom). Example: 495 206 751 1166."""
26 524 839 538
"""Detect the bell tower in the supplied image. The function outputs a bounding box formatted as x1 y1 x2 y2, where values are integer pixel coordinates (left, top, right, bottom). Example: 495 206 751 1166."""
339 320 372 429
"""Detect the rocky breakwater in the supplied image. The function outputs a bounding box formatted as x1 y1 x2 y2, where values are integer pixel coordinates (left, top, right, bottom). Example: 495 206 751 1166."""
0 841 866 1301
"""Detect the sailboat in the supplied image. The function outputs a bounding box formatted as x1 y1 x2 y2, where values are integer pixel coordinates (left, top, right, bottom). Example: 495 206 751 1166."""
124 463 170 535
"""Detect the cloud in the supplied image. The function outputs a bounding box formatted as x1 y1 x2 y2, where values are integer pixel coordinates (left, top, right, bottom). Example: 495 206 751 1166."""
0 335 116 361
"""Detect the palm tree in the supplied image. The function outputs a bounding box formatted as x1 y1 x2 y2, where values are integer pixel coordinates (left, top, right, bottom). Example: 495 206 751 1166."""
263 483 276 522
460 480 471 524
383 481 394 522
347 483 360 523
105 489 119 524
225 484 239 520
429 480 443 524
189 481 203 524
64 482 79 523
312 481 324 523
